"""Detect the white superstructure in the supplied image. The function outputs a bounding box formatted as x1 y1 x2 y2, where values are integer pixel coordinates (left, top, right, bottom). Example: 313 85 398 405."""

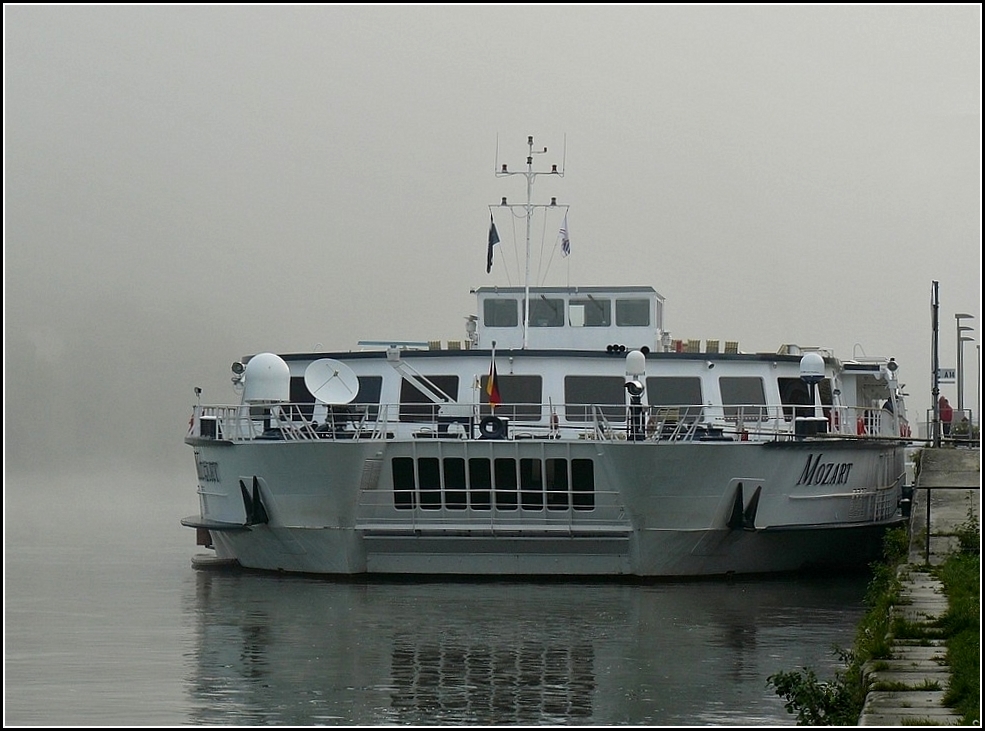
182 137 911 577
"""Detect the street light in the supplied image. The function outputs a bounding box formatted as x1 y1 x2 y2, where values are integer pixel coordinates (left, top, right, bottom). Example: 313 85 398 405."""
955 313 974 416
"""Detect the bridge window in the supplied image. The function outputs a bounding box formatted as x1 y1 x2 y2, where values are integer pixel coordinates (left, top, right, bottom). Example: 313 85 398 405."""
528 297 564 327
569 297 611 327
484 299 518 328
616 299 650 327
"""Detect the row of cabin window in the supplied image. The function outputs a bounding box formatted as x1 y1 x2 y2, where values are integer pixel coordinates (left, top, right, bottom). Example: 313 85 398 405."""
484 297 651 328
391 457 596 511
288 375 831 423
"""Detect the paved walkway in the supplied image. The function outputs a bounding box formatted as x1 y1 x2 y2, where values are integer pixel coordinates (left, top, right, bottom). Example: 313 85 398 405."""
857 446 980 726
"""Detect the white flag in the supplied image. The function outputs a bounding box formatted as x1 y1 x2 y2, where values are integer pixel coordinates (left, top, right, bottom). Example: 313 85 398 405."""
559 212 570 257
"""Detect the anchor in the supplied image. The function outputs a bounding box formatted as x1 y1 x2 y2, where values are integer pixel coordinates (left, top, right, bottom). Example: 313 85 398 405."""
727 482 761 531
239 476 270 525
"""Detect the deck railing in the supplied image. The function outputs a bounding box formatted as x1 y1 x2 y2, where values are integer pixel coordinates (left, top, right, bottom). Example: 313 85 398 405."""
188 400 911 445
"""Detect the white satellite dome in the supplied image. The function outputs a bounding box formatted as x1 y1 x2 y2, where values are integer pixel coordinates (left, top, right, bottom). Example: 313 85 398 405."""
243 352 291 403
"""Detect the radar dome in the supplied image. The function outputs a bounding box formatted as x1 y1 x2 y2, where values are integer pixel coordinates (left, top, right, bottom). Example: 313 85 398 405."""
244 353 291 403
625 349 646 377
799 352 825 384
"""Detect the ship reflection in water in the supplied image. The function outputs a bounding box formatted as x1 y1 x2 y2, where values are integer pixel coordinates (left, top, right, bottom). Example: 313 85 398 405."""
185 568 869 725
390 634 594 724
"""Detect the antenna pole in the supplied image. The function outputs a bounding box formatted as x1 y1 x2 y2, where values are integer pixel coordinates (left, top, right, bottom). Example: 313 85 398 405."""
494 135 565 348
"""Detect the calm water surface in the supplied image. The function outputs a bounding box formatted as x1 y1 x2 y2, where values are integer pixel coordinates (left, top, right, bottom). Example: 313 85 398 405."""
5 474 871 725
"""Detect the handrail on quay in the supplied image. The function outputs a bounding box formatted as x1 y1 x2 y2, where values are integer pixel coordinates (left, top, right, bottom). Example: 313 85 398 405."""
910 447 981 566
921 483 982 565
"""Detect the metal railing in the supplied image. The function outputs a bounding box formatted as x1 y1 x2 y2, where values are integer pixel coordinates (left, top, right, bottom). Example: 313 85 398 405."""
187 401 913 445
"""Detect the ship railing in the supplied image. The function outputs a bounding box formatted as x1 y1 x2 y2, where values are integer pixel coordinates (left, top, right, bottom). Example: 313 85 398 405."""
188 401 912 443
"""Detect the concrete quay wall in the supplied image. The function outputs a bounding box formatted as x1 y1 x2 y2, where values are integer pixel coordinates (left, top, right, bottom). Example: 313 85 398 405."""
858 447 980 726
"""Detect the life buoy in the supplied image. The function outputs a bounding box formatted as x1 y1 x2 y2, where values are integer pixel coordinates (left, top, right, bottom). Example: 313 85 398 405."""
479 415 507 440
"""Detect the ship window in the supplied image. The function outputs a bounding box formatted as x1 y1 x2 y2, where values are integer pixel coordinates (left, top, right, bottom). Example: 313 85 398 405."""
616 299 650 327
354 375 383 419
569 298 611 327
646 376 703 422
778 377 833 422
572 459 595 510
494 458 518 509
563 376 625 422
444 458 467 510
484 298 519 327
418 458 441 510
720 377 767 420
520 458 544 510
469 458 492 510
546 458 569 510
399 375 459 422
392 457 416 509
289 377 316 419
528 297 564 327
479 374 543 420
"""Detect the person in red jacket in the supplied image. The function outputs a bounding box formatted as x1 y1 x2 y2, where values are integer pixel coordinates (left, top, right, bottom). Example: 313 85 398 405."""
939 395 954 436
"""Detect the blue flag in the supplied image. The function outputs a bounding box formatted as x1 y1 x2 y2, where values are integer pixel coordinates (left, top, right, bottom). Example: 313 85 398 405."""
486 215 500 273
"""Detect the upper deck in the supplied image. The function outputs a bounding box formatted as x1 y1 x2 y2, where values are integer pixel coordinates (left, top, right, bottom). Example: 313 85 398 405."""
471 285 666 351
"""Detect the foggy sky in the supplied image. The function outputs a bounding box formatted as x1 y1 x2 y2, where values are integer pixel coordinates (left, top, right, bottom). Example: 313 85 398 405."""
5 5 982 479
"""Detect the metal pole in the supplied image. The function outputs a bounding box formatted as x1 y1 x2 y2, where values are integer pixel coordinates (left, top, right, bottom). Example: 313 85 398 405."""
925 484 932 564
955 313 974 415
931 282 940 448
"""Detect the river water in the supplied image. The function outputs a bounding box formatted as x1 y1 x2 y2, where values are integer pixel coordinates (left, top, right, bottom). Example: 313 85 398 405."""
4 472 870 725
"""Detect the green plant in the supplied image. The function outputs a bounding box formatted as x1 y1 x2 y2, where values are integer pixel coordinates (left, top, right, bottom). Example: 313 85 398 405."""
767 527 909 724
934 549 980 724
951 494 980 554
767 656 864 726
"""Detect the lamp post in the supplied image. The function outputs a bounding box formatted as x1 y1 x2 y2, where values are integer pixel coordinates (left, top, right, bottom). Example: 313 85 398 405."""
955 313 974 417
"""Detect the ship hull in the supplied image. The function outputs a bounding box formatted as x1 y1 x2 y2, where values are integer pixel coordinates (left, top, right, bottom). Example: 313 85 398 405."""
185 437 907 577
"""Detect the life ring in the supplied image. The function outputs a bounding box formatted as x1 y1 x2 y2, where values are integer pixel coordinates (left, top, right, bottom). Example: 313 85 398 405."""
479 415 507 440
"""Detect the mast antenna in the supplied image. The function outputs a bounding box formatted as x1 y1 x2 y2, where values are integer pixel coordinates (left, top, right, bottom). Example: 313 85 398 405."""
492 135 567 348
